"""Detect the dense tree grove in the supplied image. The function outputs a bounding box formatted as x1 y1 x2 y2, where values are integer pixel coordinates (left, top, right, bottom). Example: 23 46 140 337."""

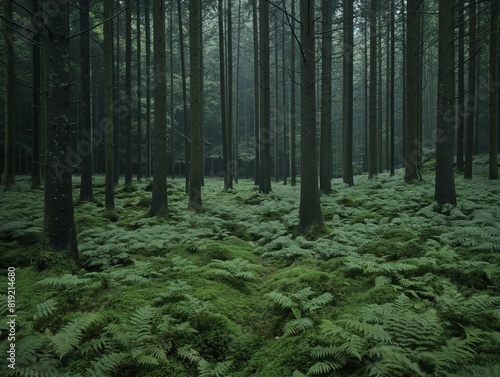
0 0 499 238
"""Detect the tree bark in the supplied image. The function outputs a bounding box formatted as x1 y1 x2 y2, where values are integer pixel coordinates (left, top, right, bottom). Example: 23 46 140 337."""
464 0 476 179
188 0 203 211
489 0 499 180
320 0 332 193
136 0 142 180
343 0 354 186
79 0 93 200
31 0 42 189
149 0 168 217
290 0 297 186
43 0 79 262
125 0 133 185
456 6 465 172
252 0 260 185
258 0 272 194
145 0 152 179
299 0 324 232
435 0 457 206
3 0 15 190
368 0 378 178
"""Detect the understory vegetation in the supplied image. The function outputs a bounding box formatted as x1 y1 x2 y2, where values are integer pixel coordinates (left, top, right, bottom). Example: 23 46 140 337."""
1 158 500 376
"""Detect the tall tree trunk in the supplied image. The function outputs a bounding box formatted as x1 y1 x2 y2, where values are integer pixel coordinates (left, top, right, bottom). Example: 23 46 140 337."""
320 0 332 193
282 14 287 186
104 0 116 215
435 0 456 206
136 0 142 180
258 0 272 194
31 0 42 189
489 0 499 180
113 0 120 185
299 0 324 232
149 0 168 217
368 0 378 178
79 0 93 200
226 0 234 189
290 0 297 186
3 0 15 190
43 0 79 262
464 0 476 179
218 0 229 191
252 0 260 185
401 0 407 168
343 0 354 186
389 0 395 176
188 0 202 211
145 0 152 179
405 0 421 182
125 0 133 185
235 0 242 184
377 17 383 174
456 6 465 172
177 0 189 192
170 5 175 179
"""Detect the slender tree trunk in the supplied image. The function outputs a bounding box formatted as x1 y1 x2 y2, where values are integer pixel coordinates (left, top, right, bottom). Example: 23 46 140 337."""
79 0 93 200
170 5 175 179
299 0 324 232
219 0 229 191
489 0 499 180
177 0 189 192
150 0 168 217
252 0 260 185
145 0 152 179
343 0 354 186
188 0 202 211
464 0 476 179
125 0 133 185
43 0 79 262
113 0 120 185
368 0 378 178
320 0 332 193
282 14 287 186
3 0 15 190
227 0 234 189
235 0 242 184
401 0 407 168
405 0 421 182
456 6 465 172
290 0 297 186
258 0 272 193
377 18 383 174
104 0 116 214
274 21 279 183
435 0 456 206
31 0 42 189
390 0 395 176
136 0 142 181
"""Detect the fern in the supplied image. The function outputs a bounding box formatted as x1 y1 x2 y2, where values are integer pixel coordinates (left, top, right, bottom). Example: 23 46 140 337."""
85 352 127 377
33 299 58 320
177 344 202 363
50 313 102 358
205 258 260 282
36 274 91 289
198 359 232 377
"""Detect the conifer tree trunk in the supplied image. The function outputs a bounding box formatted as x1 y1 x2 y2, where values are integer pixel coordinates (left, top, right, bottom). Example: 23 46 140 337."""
290 0 297 186
258 0 272 194
145 0 152 179
31 0 42 189
320 0 332 194
79 0 93 200
435 0 456 206
125 0 133 185
150 0 168 217
218 0 229 191
104 0 116 214
298 0 324 232
252 0 260 185
456 7 465 172
389 0 395 176
405 0 421 182
188 0 202 211
226 0 234 190
177 0 189 192
136 0 142 181
113 0 120 185
343 0 354 186
43 0 79 262
464 0 476 179
368 0 378 178
489 0 499 180
3 0 15 190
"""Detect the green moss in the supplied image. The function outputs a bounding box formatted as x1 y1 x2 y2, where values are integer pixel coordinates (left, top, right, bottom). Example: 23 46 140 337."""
221 221 251 241
359 285 399 304
102 209 120 222
263 266 332 293
358 239 424 260
350 211 383 224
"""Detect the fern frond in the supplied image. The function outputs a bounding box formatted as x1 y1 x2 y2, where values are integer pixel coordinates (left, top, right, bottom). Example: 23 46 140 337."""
36 274 91 289
51 313 102 359
283 317 315 336
198 359 232 377
177 344 201 363
33 299 58 320
307 361 340 375
264 291 295 309
85 352 127 377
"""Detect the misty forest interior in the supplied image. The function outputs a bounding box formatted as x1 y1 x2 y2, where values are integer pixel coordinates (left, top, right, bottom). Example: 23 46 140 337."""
1 0 500 376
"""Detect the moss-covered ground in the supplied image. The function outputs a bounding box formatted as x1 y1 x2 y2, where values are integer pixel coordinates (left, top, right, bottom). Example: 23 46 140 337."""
1 159 500 376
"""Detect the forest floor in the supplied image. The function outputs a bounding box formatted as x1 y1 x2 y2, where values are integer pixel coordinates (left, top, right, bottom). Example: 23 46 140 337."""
1 156 500 377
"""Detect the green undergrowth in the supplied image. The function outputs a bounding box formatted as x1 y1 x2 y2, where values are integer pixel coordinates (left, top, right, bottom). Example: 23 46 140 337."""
1 162 500 376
